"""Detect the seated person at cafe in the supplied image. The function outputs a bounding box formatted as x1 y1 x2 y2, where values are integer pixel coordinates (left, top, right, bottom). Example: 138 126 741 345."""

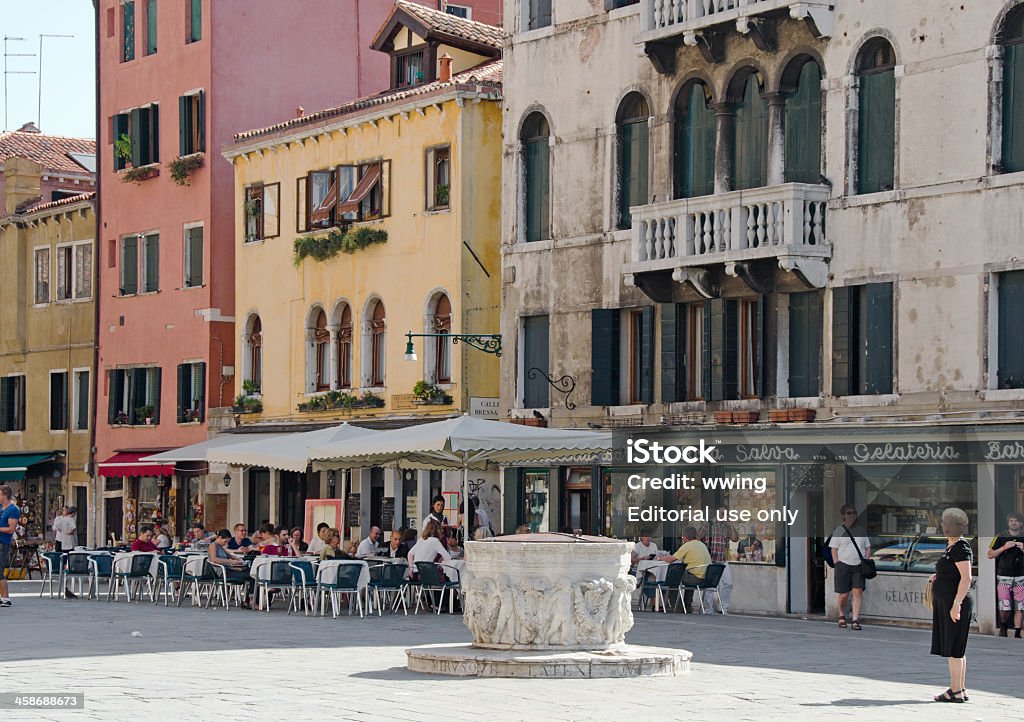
319 528 353 561
737 528 763 561
131 526 161 552
408 521 451 570
209 529 254 609
289 527 309 554
386 530 403 558
189 524 213 548
356 526 381 558
659 526 712 611
227 523 253 551
398 528 417 559
306 523 330 555
254 524 291 556
152 521 172 550
447 535 464 560
632 529 660 564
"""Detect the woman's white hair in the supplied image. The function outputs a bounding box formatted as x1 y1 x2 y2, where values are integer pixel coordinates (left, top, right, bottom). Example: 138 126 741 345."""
941 507 969 531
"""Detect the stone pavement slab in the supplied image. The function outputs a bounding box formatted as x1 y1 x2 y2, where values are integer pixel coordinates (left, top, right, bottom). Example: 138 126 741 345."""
0 581 1021 721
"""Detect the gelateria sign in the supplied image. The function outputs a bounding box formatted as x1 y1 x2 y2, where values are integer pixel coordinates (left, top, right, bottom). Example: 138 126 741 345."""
665 439 1024 464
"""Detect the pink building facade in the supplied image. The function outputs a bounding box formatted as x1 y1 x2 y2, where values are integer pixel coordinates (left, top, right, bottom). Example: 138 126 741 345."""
94 0 499 543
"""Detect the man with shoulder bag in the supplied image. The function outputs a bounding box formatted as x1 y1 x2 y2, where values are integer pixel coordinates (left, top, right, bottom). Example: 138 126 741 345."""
827 504 872 631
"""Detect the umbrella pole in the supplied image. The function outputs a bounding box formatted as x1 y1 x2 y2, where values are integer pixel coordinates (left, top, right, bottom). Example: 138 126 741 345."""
462 455 470 548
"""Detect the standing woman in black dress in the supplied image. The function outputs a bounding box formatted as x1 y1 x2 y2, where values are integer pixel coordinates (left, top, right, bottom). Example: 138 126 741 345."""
929 507 973 703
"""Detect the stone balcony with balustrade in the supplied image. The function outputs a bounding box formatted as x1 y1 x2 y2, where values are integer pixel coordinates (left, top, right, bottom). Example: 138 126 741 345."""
623 183 830 297
637 0 834 69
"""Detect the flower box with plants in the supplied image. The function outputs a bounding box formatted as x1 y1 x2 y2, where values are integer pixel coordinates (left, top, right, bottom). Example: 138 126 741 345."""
232 395 263 414
113 410 130 426
293 226 387 265
411 381 453 405
183 408 201 423
135 405 155 425
115 133 160 183
168 152 204 186
242 379 261 397
297 390 384 413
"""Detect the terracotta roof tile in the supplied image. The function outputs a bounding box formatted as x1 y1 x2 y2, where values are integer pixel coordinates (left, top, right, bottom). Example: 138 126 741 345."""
16 191 95 216
233 58 502 144
392 0 504 49
0 130 96 175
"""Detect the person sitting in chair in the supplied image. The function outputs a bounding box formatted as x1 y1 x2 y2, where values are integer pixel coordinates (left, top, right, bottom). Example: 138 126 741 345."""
208 529 254 609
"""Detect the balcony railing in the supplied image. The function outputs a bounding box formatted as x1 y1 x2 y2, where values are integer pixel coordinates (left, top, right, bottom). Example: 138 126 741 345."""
638 0 834 42
625 183 830 286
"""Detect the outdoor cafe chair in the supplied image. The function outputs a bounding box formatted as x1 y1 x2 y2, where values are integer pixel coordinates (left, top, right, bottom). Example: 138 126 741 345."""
62 551 111 600
287 560 318 616
177 557 217 607
209 563 249 610
39 551 63 599
256 559 294 612
368 562 408 616
639 562 687 614
413 562 461 615
679 563 727 614
317 561 368 619
154 555 185 606
109 554 156 603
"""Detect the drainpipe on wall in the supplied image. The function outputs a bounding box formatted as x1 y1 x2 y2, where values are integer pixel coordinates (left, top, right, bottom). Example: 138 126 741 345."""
88 0 102 547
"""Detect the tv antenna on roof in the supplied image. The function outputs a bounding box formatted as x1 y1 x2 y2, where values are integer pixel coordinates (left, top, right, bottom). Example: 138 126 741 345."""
3 36 35 131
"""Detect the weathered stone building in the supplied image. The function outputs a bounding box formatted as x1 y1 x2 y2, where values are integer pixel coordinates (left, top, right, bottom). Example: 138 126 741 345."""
499 0 1024 631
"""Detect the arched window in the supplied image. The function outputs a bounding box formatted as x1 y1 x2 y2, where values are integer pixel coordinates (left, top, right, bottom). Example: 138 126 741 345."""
246 316 262 392
337 304 352 389
370 300 386 387
673 80 716 199
313 309 329 391
856 38 896 194
521 112 551 242
784 59 823 184
432 294 452 384
616 93 650 230
1002 6 1024 172
731 72 769 191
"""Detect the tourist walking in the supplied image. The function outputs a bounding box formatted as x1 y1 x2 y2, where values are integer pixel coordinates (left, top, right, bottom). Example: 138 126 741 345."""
828 504 871 630
0 484 21 608
988 511 1024 638
930 508 974 703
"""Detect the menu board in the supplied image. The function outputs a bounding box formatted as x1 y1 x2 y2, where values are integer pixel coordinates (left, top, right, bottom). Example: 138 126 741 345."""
381 496 396 531
346 493 361 529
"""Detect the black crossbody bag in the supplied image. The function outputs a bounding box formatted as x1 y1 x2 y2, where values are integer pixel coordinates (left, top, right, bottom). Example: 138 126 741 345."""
844 526 877 579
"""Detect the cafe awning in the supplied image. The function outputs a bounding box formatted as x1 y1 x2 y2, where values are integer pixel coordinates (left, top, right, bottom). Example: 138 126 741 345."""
97 451 175 478
139 433 286 464
0 451 60 482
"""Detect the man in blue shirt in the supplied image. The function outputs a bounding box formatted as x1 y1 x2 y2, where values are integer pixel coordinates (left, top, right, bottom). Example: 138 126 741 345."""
0 484 22 607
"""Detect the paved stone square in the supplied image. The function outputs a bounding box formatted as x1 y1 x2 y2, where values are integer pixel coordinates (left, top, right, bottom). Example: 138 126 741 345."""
0 580 1021 721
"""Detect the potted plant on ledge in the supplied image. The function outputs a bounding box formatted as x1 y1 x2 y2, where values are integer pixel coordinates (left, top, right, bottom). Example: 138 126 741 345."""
412 381 452 405
136 405 155 425
113 410 130 426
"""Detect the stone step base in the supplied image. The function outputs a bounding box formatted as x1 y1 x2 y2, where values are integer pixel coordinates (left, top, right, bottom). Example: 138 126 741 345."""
406 643 692 678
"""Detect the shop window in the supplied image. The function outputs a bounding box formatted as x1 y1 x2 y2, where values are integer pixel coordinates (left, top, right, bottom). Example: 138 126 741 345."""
187 0 201 43
426 146 451 210
178 91 205 155
524 470 550 532
246 315 262 392
673 80 715 199
336 305 352 389
521 112 551 242
522 315 550 408
788 291 823 397
704 469 778 564
1002 7 1024 173
137 477 163 525
145 0 157 55
50 371 69 431
783 59 823 184
244 182 280 242
176 361 206 423
73 370 90 431
34 247 50 304
528 0 552 30
184 225 203 287
616 93 650 230
731 72 769 191
122 0 136 62
831 283 893 395
997 270 1024 389
108 367 161 425
0 375 27 432
856 38 896 194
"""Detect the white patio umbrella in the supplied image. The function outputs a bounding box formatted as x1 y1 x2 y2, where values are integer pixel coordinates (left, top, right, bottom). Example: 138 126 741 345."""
207 422 376 472
309 415 613 539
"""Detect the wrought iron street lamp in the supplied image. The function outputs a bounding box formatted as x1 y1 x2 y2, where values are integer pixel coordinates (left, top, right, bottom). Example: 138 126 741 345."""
403 331 502 361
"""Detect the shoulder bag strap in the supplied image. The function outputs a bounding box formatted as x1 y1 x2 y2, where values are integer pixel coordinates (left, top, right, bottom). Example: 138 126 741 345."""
843 525 866 562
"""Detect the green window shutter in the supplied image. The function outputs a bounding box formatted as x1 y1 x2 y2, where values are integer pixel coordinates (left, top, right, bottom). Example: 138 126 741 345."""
732 76 769 191
857 70 895 193
130 108 143 167
525 139 550 241
150 104 159 163
123 1 136 62
197 91 205 152
831 287 852 396
146 0 157 55
660 303 685 403
675 86 716 199
195 362 207 422
503 468 523 533
591 309 620 406
190 0 202 42
702 301 712 400
122 237 138 295
523 316 550 408
107 370 120 424
640 306 655 404
178 95 188 157
724 300 740 400
113 114 130 170
618 120 649 230
861 283 893 394
176 363 187 422
707 299 725 401
788 291 823 397
148 367 162 424
1004 44 1024 173
50 373 65 431
188 227 203 286
998 271 1024 388
784 62 822 184
0 377 11 432
129 369 144 424
144 235 159 292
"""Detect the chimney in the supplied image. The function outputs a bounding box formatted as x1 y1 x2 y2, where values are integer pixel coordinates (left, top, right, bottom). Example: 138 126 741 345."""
295 106 305 118
17 121 40 134
4 156 42 215
439 53 453 83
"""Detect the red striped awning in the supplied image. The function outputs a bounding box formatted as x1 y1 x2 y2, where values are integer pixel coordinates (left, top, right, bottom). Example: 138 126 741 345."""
98 451 174 478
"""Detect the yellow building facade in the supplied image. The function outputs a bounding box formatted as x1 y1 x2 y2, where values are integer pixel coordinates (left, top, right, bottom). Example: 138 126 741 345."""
223 2 503 534
0 157 96 547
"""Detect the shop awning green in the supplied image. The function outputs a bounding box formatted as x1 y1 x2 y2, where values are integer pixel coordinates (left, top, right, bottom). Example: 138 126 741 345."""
0 452 59 481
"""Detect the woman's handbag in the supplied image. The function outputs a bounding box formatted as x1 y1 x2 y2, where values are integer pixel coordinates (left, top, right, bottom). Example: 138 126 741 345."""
844 527 877 579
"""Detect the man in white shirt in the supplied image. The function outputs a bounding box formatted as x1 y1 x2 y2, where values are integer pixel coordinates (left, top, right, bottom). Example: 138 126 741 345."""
828 504 871 630
52 507 78 551
356 526 381 558
631 528 660 564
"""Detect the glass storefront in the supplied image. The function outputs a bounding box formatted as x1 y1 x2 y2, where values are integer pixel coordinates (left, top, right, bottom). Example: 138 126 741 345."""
523 470 549 532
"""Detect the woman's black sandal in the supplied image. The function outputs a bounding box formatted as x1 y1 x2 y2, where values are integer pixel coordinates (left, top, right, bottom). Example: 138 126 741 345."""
837 616 847 629
851 619 862 631
934 689 965 703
